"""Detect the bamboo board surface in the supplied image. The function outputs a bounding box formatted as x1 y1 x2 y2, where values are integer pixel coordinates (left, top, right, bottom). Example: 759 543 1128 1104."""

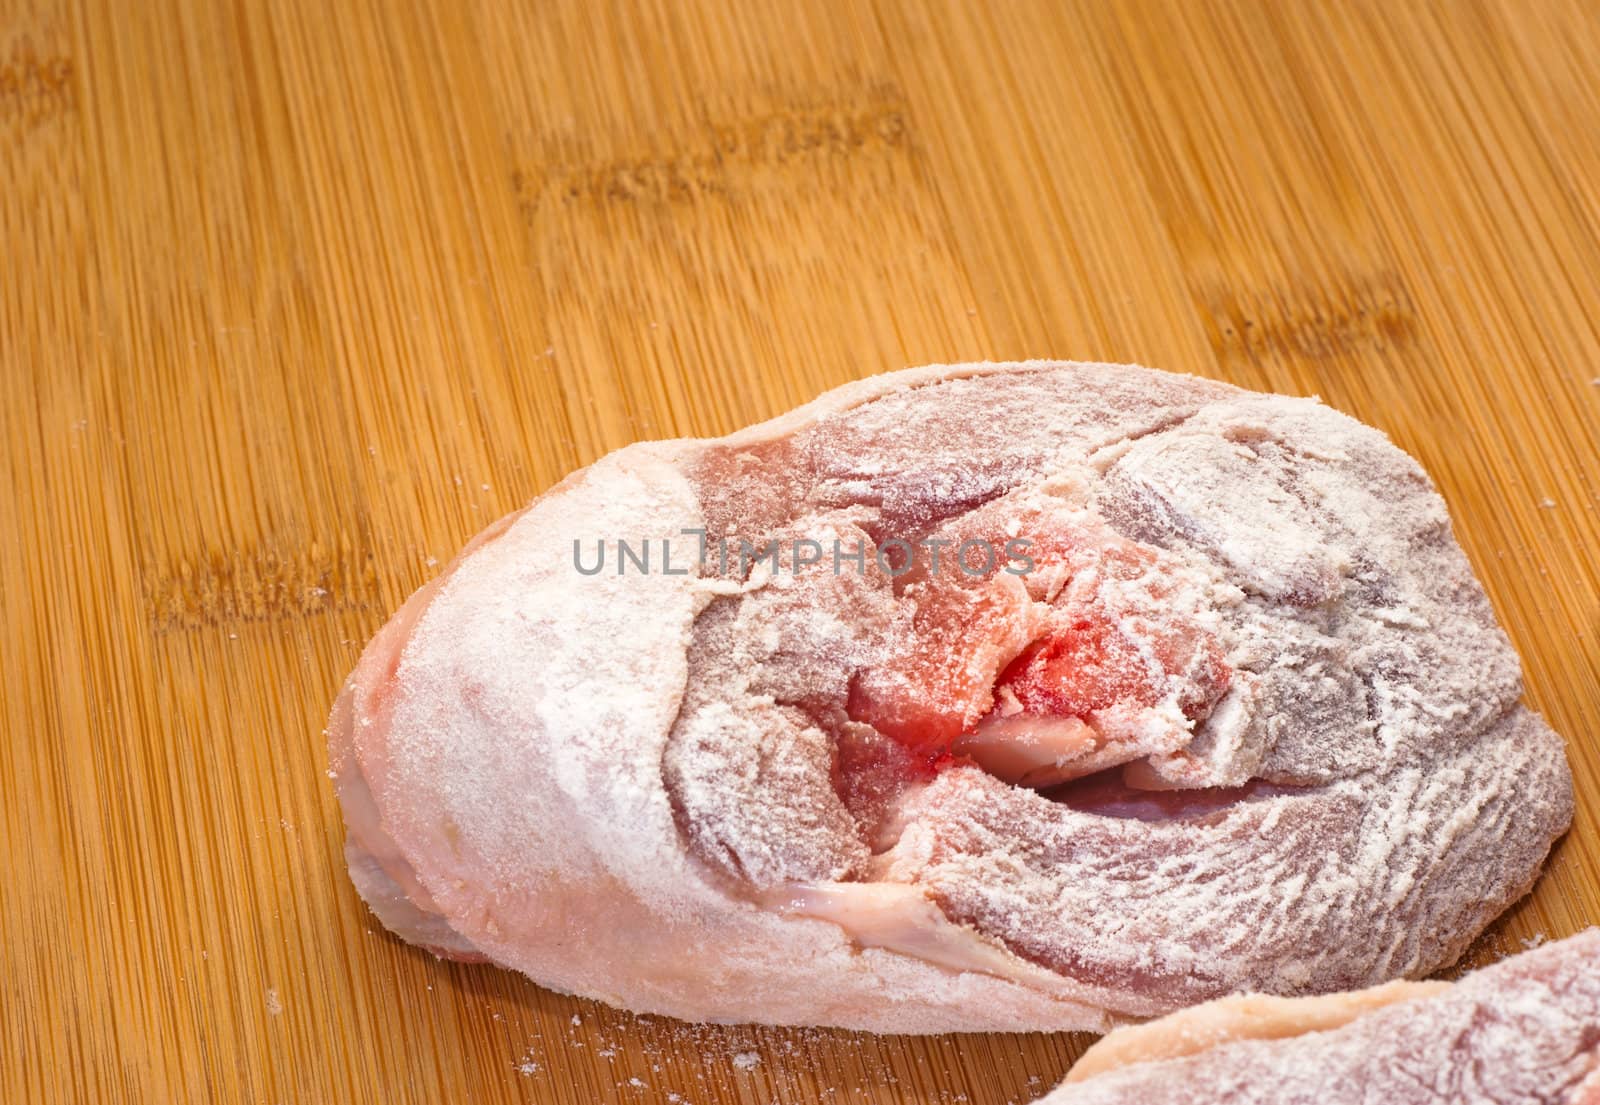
4 1 1599 1102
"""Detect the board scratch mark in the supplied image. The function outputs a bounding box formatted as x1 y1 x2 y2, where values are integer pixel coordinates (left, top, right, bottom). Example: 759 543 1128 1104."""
512 94 912 216
142 535 385 632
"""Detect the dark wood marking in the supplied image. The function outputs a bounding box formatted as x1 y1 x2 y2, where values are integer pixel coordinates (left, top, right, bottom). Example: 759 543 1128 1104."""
143 535 387 632
511 93 912 217
1201 275 1418 362
0 39 76 127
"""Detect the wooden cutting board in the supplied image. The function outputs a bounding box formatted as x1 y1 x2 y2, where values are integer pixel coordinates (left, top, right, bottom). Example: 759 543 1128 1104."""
4 1 1597 1101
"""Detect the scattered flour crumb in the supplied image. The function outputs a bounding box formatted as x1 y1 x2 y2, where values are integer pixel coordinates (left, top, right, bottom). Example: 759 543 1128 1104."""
264 988 283 1016
1522 932 1548 950
571 1014 582 1026
732 1051 761 1071
1539 498 1557 509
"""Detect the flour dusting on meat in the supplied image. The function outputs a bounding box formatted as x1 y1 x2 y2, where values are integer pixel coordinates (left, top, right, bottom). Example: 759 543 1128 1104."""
330 362 1574 1031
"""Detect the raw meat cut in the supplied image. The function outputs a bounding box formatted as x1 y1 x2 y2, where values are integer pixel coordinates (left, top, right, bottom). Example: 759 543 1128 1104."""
326 361 1574 1032
1041 929 1600 1103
